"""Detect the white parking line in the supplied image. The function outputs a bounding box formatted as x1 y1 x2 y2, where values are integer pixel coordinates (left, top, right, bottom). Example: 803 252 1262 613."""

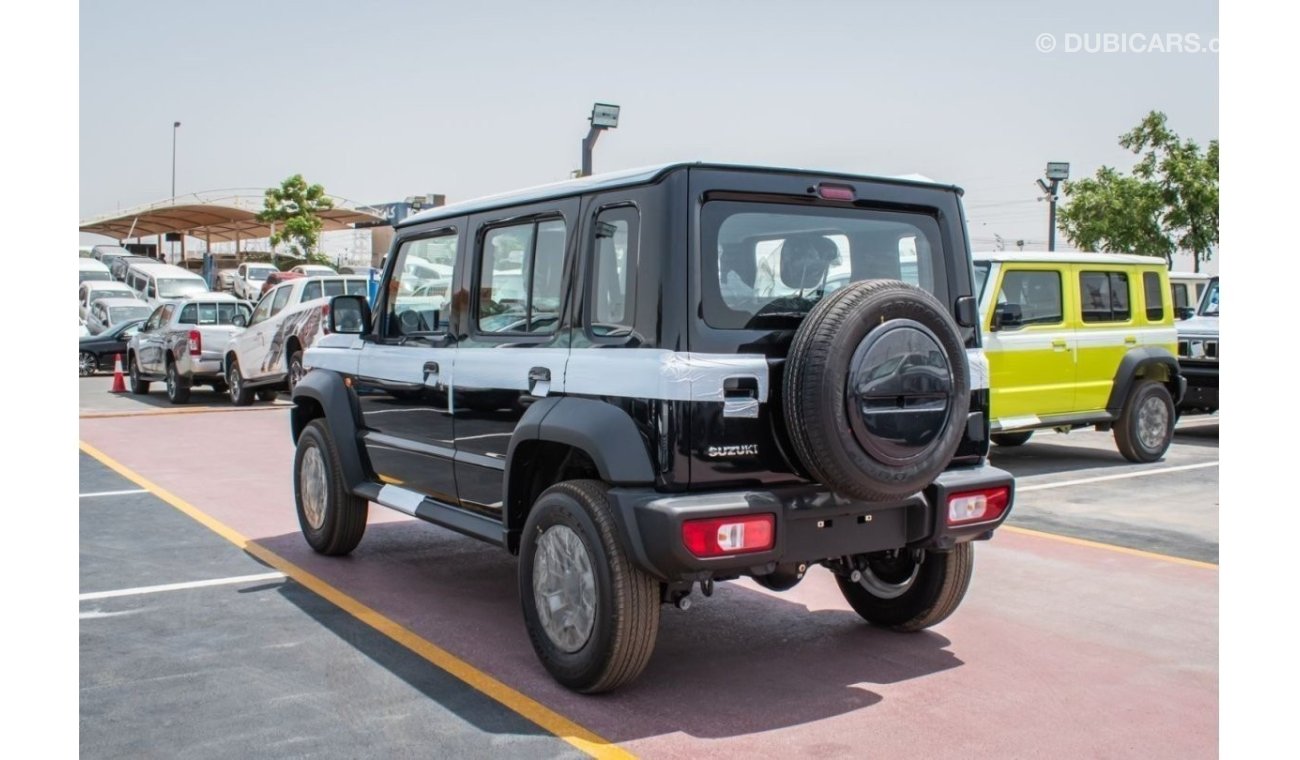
1018 461 1219 492
79 571 286 601
80 488 149 498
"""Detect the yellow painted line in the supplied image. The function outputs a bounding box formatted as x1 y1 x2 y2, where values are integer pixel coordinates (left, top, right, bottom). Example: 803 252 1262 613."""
80 405 290 420
78 440 634 760
1001 525 1218 570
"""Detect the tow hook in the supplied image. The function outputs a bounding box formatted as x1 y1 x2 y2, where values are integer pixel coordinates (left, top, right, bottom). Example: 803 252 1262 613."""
701 579 715 597
675 595 692 611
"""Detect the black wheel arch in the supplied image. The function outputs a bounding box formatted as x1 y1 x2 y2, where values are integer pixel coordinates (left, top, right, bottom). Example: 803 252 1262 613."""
291 369 372 493
1106 347 1184 414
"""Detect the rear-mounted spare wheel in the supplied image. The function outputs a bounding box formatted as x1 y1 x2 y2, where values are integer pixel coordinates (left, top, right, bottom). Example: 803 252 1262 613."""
783 279 970 501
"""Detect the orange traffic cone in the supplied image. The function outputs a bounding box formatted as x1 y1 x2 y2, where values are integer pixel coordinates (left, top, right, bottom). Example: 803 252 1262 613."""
109 354 126 393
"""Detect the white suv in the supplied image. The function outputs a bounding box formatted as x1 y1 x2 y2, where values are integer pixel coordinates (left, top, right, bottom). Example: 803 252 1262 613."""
233 263 278 300
224 276 368 405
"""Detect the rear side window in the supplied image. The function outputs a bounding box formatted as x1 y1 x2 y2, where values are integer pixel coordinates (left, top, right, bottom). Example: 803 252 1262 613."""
701 201 943 330
588 207 639 338
997 270 1063 324
477 218 567 335
269 286 293 317
1080 271 1131 322
301 281 322 302
1143 271 1165 321
179 304 198 324
1171 283 1190 309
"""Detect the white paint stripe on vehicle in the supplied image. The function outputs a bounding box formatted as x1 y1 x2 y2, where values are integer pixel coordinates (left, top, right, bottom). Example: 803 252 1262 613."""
377 484 426 516
1018 461 1219 492
965 348 989 390
79 488 149 498
78 571 286 601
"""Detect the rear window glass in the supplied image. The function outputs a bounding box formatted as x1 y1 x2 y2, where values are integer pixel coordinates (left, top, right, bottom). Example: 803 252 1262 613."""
1143 271 1165 321
701 201 944 329
1080 272 1131 323
180 302 252 325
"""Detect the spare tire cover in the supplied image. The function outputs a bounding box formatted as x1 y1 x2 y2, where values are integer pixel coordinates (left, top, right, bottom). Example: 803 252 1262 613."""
783 279 970 501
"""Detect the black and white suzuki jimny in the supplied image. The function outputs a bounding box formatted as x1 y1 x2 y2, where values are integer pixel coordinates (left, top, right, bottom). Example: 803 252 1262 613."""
290 163 1014 693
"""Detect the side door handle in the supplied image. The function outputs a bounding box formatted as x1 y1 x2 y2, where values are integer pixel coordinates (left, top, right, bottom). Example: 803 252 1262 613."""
1124 336 1138 345
423 361 440 384
1051 339 1068 352
528 367 551 397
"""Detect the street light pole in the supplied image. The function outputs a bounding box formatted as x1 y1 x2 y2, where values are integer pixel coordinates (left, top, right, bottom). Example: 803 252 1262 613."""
579 103 620 177
1041 162 1070 252
172 121 181 200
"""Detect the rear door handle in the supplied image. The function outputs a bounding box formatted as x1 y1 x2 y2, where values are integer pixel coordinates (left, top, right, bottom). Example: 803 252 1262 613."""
1124 336 1138 345
423 361 440 383
1051 340 1068 351
528 367 551 397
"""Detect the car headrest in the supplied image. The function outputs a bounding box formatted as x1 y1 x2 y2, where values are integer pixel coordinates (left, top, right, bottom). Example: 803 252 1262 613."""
779 235 838 290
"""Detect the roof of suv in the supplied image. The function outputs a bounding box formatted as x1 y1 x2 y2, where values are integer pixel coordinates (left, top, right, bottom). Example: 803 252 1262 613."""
398 162 962 229
127 262 207 278
973 251 1165 266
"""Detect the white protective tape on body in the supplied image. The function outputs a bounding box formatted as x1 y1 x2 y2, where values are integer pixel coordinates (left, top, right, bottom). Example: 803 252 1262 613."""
376 484 425 516
966 348 989 391
564 349 770 403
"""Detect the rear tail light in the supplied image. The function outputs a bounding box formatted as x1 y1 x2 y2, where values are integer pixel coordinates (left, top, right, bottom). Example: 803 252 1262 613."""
321 303 331 335
187 330 201 356
947 487 1010 526
682 514 775 557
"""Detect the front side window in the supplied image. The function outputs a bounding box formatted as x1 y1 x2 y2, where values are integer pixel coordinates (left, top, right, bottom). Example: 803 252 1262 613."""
702 201 943 329
1080 271 1131 323
1143 271 1165 321
384 232 457 338
477 218 566 335
588 207 639 338
997 270 1063 325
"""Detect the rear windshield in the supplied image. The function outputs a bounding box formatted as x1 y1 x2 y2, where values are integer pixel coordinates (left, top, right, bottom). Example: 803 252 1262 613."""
701 201 945 329
111 305 153 322
158 279 208 298
179 301 253 325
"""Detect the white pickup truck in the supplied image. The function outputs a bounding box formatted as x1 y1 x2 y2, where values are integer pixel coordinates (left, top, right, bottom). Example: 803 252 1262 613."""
224 276 369 405
126 293 254 403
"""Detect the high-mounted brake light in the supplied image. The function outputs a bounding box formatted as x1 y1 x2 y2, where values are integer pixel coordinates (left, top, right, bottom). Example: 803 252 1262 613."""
682 514 775 557
818 183 855 201
187 330 201 356
947 487 1010 526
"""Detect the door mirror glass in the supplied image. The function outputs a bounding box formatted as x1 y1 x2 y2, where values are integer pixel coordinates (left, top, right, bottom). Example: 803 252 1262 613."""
992 303 1023 331
329 295 370 335
232 313 248 327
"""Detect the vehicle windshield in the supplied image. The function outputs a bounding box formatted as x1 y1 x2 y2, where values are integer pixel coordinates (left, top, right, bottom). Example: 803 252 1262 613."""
158 279 208 298
702 201 944 329
247 266 276 281
89 289 132 304
111 305 153 323
1198 279 1218 317
973 262 991 300
80 271 112 282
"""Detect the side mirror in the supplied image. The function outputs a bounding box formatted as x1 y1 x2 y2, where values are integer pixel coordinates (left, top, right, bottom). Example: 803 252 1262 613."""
329 295 371 336
954 295 979 328
232 314 248 328
1175 306 1195 320
991 303 1023 331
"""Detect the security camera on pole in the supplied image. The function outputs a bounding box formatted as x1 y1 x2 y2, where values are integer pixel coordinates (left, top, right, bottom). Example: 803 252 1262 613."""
579 103 620 178
1037 161 1069 251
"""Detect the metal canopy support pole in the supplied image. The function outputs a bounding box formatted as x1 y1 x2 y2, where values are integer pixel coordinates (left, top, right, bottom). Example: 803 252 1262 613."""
235 229 242 264
157 233 164 262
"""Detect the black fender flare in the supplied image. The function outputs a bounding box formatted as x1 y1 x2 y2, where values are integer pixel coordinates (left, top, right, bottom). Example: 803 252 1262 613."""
502 397 656 547
1106 346 1185 414
291 369 371 491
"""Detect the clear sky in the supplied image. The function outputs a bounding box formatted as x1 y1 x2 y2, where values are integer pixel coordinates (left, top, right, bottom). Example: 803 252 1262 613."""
79 0 1217 255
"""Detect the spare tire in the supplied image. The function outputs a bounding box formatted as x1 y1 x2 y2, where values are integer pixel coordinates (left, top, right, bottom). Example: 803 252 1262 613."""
783 279 970 501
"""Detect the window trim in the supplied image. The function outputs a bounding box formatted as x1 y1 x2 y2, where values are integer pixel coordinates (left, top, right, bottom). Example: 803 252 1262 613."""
584 203 641 344
471 214 567 339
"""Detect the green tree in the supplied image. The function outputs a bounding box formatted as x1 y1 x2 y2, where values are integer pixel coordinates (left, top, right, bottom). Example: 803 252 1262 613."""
257 174 335 263
1058 111 1218 271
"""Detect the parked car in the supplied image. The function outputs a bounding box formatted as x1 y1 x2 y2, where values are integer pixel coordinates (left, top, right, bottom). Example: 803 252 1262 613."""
233 263 278 300
78 258 113 284
79 280 139 320
1168 271 1211 320
290 163 1015 693
90 245 137 273
974 251 1184 461
123 262 210 306
126 294 254 403
1176 276 1218 415
257 270 304 298
86 297 154 335
79 317 90 337
289 264 337 277
109 254 157 282
224 275 368 404
79 318 145 376
217 268 239 292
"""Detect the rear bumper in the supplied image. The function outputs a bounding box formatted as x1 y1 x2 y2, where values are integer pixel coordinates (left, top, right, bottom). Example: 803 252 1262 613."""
606 463 1015 582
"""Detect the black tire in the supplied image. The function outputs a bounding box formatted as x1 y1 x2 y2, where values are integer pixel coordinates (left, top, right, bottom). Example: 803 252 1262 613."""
128 355 150 395
79 351 98 377
257 388 280 402
165 360 191 404
836 543 974 631
991 431 1034 448
288 350 306 393
519 480 660 693
210 380 228 394
227 358 254 406
1113 380 1175 463
784 279 970 501
294 419 368 555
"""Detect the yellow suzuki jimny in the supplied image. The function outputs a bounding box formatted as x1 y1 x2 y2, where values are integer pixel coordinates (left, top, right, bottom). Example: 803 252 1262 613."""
973 252 1186 462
